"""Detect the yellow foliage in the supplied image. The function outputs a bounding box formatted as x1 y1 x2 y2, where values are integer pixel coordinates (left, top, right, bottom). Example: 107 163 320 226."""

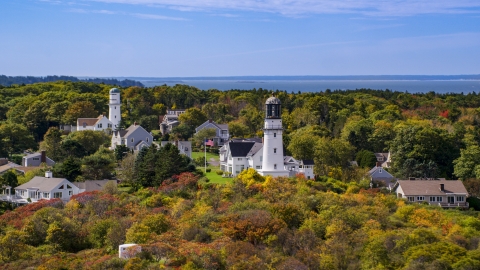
409 208 447 228
237 168 265 188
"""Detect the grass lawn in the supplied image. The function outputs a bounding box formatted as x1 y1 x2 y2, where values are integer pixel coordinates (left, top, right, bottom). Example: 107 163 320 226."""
192 151 234 184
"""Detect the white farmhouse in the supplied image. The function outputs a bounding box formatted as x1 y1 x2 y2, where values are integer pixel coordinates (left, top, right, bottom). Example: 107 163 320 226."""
77 115 113 132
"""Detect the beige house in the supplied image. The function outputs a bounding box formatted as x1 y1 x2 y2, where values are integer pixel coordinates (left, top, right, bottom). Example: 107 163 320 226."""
395 179 469 209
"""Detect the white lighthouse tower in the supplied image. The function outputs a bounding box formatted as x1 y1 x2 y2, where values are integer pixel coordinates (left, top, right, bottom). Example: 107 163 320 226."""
109 88 122 129
259 95 289 177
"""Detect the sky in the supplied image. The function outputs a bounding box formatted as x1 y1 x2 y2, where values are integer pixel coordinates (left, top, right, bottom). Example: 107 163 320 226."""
1 0 480 77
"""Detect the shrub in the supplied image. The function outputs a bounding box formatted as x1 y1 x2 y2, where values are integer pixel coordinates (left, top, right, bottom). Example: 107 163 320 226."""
216 170 223 175
206 168 211 173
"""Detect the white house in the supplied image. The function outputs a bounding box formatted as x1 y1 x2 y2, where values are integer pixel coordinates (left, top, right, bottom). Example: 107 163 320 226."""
77 115 113 132
111 123 153 151
195 120 230 146
298 160 315 180
75 88 121 132
395 179 469 209
160 141 192 158
374 152 391 168
13 171 80 204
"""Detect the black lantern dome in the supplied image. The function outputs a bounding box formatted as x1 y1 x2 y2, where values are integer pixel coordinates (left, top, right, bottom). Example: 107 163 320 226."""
265 95 281 119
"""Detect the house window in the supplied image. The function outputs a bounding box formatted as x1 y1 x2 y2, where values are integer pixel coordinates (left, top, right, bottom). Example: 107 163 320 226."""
67 185 72 189
69 191 73 196
43 193 50 198
33 158 40 161
260 156 263 162
53 192 62 198
437 197 443 202
416 196 425 201
379 169 383 173
429 196 436 202
407 197 414 202
256 166 261 169
83 123 87 128
456 196 464 202
274 164 277 169
146 138 149 142
131 138 134 143
98 123 102 128
108 124 112 128
274 148 277 154
238 158 242 161
58 185 64 190
115 115 117 118
274 133 276 137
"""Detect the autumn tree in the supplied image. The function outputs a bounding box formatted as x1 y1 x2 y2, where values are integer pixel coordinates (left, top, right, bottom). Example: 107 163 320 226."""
63 101 98 124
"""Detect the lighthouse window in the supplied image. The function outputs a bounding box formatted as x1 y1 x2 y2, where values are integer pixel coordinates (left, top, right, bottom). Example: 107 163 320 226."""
274 133 276 137
274 164 277 169
115 106 116 109
274 148 277 154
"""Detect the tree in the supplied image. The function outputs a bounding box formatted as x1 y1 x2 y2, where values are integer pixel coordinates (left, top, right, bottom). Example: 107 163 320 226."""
454 144 480 180
53 157 82 181
0 170 18 188
192 128 217 147
178 107 207 128
228 121 249 138
81 147 115 180
314 137 355 176
171 124 194 141
118 152 138 189
355 150 377 168
114 144 131 161
287 126 321 160
63 101 98 125
40 127 63 162
0 122 36 156
65 130 110 155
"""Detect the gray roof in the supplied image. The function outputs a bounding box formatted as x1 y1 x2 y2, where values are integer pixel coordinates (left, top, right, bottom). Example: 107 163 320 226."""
23 152 43 159
397 180 468 196
73 180 115 192
15 176 68 192
217 124 228 130
247 142 263 156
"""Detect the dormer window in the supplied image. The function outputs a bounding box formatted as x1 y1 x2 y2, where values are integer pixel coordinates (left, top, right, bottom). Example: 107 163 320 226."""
274 148 277 154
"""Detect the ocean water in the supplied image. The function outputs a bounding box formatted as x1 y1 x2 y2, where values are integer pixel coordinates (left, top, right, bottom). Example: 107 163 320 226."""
139 79 480 94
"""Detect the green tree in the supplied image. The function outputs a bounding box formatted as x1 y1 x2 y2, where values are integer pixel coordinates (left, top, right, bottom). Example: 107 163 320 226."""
65 130 110 155
355 150 377 168
81 147 115 180
314 137 355 176
192 128 217 147
63 100 98 125
0 122 36 156
287 126 321 160
0 170 18 188
178 107 207 128
53 157 82 181
454 144 480 180
228 121 249 138
40 127 63 162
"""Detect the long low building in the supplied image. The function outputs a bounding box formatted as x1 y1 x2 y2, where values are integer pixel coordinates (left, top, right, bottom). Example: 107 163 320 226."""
395 179 469 209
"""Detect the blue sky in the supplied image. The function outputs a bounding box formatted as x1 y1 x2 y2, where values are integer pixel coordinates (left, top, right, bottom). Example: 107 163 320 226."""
1 0 479 77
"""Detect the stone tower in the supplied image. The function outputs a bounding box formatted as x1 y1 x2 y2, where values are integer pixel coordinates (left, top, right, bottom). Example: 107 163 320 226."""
259 95 289 177
109 88 121 129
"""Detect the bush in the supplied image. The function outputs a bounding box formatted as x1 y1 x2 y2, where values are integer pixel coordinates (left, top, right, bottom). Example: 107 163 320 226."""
216 170 223 175
206 168 211 173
